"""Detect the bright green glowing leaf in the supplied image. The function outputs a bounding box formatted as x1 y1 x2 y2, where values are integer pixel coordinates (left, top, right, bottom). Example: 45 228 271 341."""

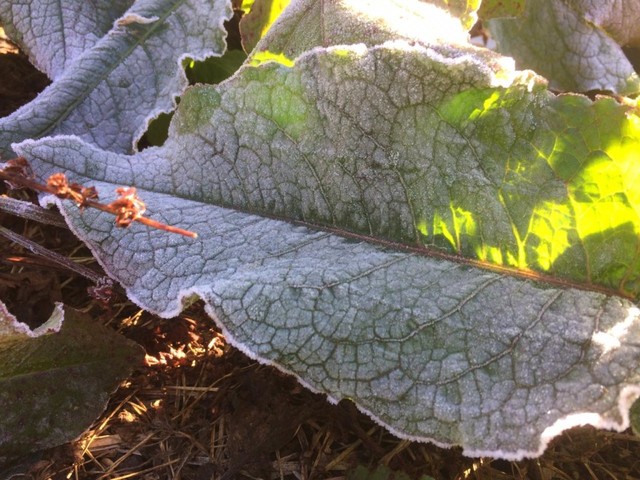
527 202 574 270
248 50 295 67
239 0 292 53
416 219 429 237
475 244 504 265
241 0 256 11
438 0 481 29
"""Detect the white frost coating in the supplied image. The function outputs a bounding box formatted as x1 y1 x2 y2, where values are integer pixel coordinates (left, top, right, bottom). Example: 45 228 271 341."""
36 186 180 317
116 14 160 26
343 382 640 460
326 42 369 56
213 314 511 459
542 413 611 446
16 25 640 460
251 0 478 69
539 383 640 451
382 39 523 89
204 294 640 461
21 134 638 459
201 308 468 456
0 0 233 158
593 306 640 354
0 0 131 79
579 0 640 46
299 40 527 93
201 299 341 402
0 300 64 337
487 0 640 94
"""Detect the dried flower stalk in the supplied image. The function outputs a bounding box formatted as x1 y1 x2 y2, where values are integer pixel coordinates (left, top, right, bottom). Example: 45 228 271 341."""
1 157 197 238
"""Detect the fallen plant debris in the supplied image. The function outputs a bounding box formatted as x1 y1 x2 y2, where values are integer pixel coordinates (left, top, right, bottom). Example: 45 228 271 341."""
0 224 104 283
0 157 198 238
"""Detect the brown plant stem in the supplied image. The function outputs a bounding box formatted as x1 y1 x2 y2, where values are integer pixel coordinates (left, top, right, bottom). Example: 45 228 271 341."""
0 196 68 228
0 225 104 283
0 164 198 239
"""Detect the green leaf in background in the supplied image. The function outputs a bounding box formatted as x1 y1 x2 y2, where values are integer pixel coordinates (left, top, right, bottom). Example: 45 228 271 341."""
0 0 232 159
17 31 640 461
139 111 173 148
487 0 640 94
0 302 144 459
631 398 640 437
432 0 480 30
140 50 248 148
185 49 249 85
239 0 292 53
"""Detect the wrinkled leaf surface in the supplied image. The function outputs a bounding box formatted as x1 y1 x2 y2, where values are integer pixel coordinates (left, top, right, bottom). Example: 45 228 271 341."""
7 0 640 460
488 0 640 94
249 0 470 66
0 0 131 79
17 39 640 459
0 0 232 159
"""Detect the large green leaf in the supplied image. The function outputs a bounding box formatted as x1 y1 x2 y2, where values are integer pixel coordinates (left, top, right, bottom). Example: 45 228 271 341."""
0 302 143 459
0 0 232 159
487 0 640 94
16 25 640 459
239 0 292 53
433 0 480 29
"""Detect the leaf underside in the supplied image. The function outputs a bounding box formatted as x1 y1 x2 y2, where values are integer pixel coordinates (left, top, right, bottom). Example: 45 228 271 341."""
17 35 640 459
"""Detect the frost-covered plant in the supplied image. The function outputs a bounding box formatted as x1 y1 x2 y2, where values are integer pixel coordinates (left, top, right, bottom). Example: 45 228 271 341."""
2 0 640 460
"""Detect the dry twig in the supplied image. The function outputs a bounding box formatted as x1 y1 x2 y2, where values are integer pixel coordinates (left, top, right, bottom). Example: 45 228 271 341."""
1 157 198 238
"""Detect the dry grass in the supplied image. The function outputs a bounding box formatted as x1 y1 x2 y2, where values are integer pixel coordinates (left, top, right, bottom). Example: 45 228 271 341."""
1 194 640 480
